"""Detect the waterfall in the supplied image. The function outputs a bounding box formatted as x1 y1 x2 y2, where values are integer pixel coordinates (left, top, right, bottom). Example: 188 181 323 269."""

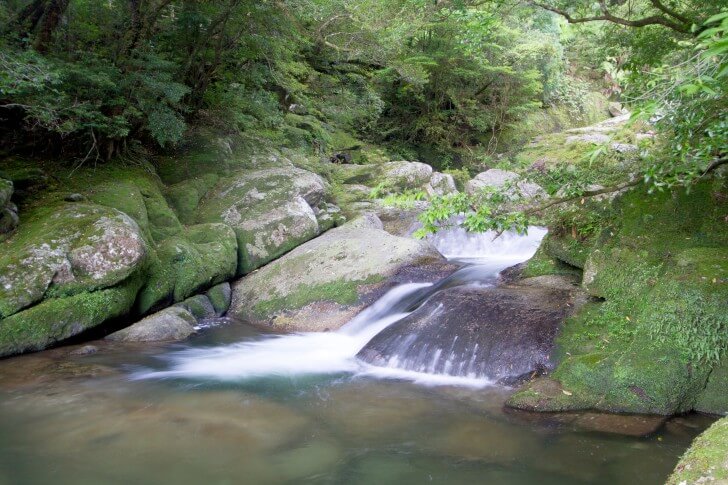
137 227 547 387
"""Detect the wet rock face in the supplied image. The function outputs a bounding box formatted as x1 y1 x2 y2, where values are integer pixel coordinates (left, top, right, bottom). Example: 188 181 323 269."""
358 285 578 382
229 214 446 332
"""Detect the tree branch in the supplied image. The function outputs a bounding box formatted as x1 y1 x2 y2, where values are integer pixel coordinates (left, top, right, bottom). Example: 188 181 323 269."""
530 1 691 34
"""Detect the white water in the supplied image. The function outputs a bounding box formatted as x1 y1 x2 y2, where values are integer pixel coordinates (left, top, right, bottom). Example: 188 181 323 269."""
138 227 546 387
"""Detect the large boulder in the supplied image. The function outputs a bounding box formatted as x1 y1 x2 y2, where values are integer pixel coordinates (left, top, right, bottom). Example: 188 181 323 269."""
357 284 581 383
380 161 433 190
229 214 446 331
196 167 329 274
106 306 196 342
0 203 147 319
465 169 546 200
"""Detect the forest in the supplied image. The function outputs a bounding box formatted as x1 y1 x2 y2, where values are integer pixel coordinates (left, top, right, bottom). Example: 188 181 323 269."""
0 1 726 484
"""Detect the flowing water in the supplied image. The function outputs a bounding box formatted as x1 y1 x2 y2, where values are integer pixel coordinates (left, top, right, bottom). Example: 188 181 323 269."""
0 227 714 484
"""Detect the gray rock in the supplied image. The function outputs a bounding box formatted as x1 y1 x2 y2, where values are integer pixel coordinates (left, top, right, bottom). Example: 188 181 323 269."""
179 294 216 320
229 214 445 331
465 169 547 201
358 285 581 383
196 166 327 274
106 307 196 342
565 133 611 145
70 345 99 356
206 282 232 316
610 142 638 153
608 101 626 117
426 172 457 197
64 193 85 202
381 161 433 190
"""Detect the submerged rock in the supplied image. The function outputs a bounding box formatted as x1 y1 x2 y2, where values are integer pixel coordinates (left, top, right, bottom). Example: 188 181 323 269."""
106 306 196 342
229 214 446 331
358 284 581 382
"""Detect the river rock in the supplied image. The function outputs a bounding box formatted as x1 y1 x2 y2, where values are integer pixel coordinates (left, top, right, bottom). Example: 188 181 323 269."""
196 166 328 274
381 161 433 190
465 169 546 201
0 203 147 319
106 306 196 342
137 223 238 313
425 172 457 197
206 282 232 317
358 285 580 382
178 294 216 320
229 214 445 331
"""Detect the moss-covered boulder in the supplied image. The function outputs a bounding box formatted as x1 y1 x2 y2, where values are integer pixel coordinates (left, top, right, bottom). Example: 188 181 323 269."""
508 180 728 415
668 417 728 485
0 202 148 319
196 166 328 274
0 276 142 356
137 223 237 313
229 214 445 331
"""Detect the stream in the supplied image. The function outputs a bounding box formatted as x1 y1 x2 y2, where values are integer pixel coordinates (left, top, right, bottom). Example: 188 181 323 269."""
0 227 714 484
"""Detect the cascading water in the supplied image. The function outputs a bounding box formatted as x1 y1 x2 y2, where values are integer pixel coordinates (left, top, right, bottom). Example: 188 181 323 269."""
138 226 547 386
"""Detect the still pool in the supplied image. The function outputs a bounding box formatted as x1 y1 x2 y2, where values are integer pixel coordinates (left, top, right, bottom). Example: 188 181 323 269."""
0 319 714 485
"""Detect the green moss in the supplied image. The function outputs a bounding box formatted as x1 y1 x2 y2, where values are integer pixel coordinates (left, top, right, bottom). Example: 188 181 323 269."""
205 283 231 316
251 275 384 318
522 246 582 278
667 417 728 485
696 358 728 414
533 180 728 415
0 276 142 357
543 232 594 269
165 173 219 224
137 224 237 313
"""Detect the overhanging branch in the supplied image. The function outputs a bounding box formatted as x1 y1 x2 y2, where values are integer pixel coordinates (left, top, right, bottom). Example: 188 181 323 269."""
530 1 691 34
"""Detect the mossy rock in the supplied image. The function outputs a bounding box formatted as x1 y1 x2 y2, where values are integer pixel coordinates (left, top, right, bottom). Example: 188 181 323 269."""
205 282 232 317
522 246 582 279
517 180 728 415
668 417 728 485
165 173 219 224
178 294 216 320
0 202 148 319
230 214 444 331
543 232 593 269
0 276 142 357
695 357 728 415
137 223 237 313
196 166 327 275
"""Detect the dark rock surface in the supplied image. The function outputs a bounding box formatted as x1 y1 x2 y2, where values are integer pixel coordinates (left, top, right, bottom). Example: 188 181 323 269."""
358 284 582 382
